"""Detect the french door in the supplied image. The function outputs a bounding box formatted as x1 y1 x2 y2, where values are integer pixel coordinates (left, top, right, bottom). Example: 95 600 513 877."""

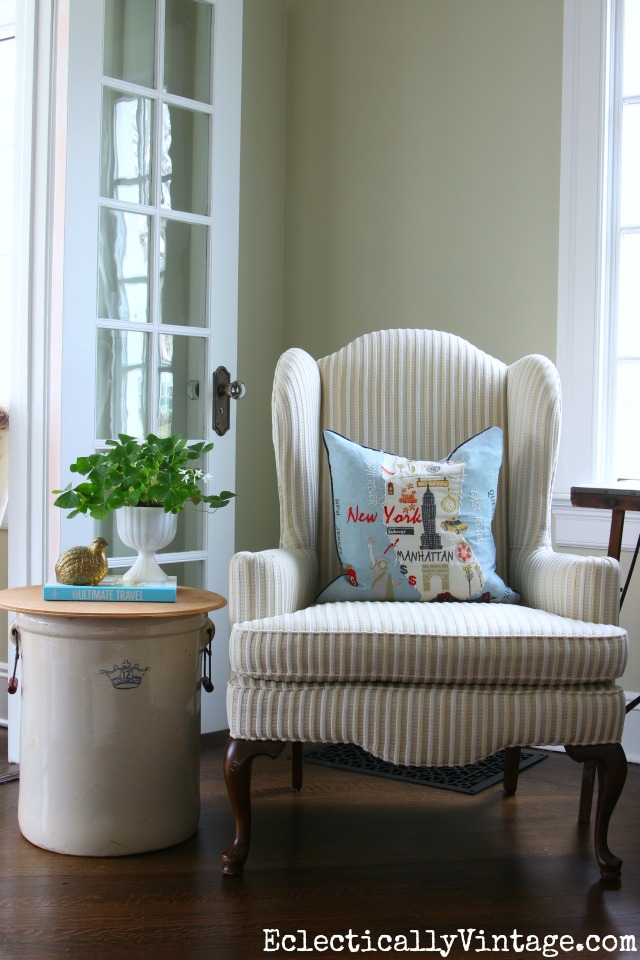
9 0 242 754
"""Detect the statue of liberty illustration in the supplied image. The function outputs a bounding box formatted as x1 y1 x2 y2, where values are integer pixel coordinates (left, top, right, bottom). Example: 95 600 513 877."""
367 537 401 600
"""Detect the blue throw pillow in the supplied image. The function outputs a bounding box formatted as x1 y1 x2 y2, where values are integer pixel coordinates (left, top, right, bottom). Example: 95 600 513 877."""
317 427 518 604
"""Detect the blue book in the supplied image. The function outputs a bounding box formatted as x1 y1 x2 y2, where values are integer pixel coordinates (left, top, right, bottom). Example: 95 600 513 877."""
43 576 178 602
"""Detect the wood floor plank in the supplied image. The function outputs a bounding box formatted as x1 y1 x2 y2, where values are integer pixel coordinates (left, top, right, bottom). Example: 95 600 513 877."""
1 732 639 959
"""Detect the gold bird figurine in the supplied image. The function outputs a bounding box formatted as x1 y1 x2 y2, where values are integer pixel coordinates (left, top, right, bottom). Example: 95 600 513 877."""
55 537 109 586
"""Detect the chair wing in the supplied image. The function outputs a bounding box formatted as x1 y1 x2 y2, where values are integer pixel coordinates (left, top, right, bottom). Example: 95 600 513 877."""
507 353 620 624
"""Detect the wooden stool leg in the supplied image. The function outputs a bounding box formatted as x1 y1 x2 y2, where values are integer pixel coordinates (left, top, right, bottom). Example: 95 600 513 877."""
607 508 625 560
502 746 521 795
565 743 627 880
291 741 304 792
221 737 286 877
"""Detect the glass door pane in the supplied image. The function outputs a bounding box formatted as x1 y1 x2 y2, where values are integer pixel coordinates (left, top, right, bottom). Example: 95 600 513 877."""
160 104 210 215
158 560 204 588
103 0 156 86
96 329 149 437
156 333 207 437
101 89 153 204
159 219 208 326
164 0 214 103
98 208 151 322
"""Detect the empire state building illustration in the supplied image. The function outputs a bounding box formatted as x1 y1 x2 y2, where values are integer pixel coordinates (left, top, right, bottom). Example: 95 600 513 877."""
420 483 442 550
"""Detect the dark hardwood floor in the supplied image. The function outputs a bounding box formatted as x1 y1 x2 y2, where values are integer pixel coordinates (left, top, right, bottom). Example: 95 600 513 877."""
0 728 639 959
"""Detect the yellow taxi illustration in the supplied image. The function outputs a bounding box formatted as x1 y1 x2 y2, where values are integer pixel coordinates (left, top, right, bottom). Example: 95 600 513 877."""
440 518 468 535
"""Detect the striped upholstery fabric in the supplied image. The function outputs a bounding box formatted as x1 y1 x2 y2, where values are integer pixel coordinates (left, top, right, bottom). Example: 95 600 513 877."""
229 602 627 685
229 331 628 766
227 676 626 767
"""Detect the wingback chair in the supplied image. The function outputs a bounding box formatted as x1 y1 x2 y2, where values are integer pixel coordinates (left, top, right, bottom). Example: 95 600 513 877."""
221 329 628 879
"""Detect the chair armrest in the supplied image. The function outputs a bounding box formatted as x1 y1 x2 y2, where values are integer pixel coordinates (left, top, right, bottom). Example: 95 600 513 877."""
229 547 318 626
511 547 620 625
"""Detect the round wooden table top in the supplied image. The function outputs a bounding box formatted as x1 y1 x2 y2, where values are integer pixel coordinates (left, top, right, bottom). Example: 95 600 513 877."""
0 585 226 619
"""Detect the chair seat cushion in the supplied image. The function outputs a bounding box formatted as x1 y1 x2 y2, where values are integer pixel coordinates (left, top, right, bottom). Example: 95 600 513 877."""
229 600 627 686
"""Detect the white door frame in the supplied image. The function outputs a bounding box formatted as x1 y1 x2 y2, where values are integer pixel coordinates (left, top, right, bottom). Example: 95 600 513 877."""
7 0 66 761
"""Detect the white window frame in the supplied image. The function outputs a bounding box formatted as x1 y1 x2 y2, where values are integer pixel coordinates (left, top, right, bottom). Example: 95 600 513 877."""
554 0 640 552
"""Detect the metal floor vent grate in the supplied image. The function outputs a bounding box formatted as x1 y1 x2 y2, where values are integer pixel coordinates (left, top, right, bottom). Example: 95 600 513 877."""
304 743 547 795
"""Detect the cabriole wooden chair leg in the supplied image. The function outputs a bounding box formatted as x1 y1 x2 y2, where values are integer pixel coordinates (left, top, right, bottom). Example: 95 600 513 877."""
565 743 627 881
502 746 521 795
578 759 597 823
291 741 304 792
221 737 286 877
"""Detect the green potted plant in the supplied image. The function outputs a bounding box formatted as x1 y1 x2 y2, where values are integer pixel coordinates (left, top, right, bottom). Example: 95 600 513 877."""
53 433 234 582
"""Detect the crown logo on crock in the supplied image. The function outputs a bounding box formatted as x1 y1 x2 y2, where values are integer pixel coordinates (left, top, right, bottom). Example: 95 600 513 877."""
100 659 150 690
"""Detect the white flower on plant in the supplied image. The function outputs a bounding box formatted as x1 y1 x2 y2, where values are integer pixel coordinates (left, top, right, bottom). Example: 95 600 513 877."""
179 467 214 484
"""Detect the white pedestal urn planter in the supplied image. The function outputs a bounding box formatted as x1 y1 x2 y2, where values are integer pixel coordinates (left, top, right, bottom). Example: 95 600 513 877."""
116 506 178 582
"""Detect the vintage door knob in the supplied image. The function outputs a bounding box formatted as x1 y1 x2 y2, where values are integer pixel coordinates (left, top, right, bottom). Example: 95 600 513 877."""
213 366 246 435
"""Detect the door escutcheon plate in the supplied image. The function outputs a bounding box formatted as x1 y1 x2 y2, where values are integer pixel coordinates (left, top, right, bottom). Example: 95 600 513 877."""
213 366 246 436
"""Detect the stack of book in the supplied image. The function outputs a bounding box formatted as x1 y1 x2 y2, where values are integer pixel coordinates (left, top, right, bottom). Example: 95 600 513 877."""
42 576 178 603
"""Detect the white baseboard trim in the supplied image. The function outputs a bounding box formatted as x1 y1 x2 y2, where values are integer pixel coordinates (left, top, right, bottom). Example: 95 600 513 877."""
538 691 640 763
622 693 640 763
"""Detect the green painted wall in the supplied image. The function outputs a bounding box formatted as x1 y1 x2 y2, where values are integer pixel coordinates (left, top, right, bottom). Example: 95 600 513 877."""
282 0 563 363
237 0 563 553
